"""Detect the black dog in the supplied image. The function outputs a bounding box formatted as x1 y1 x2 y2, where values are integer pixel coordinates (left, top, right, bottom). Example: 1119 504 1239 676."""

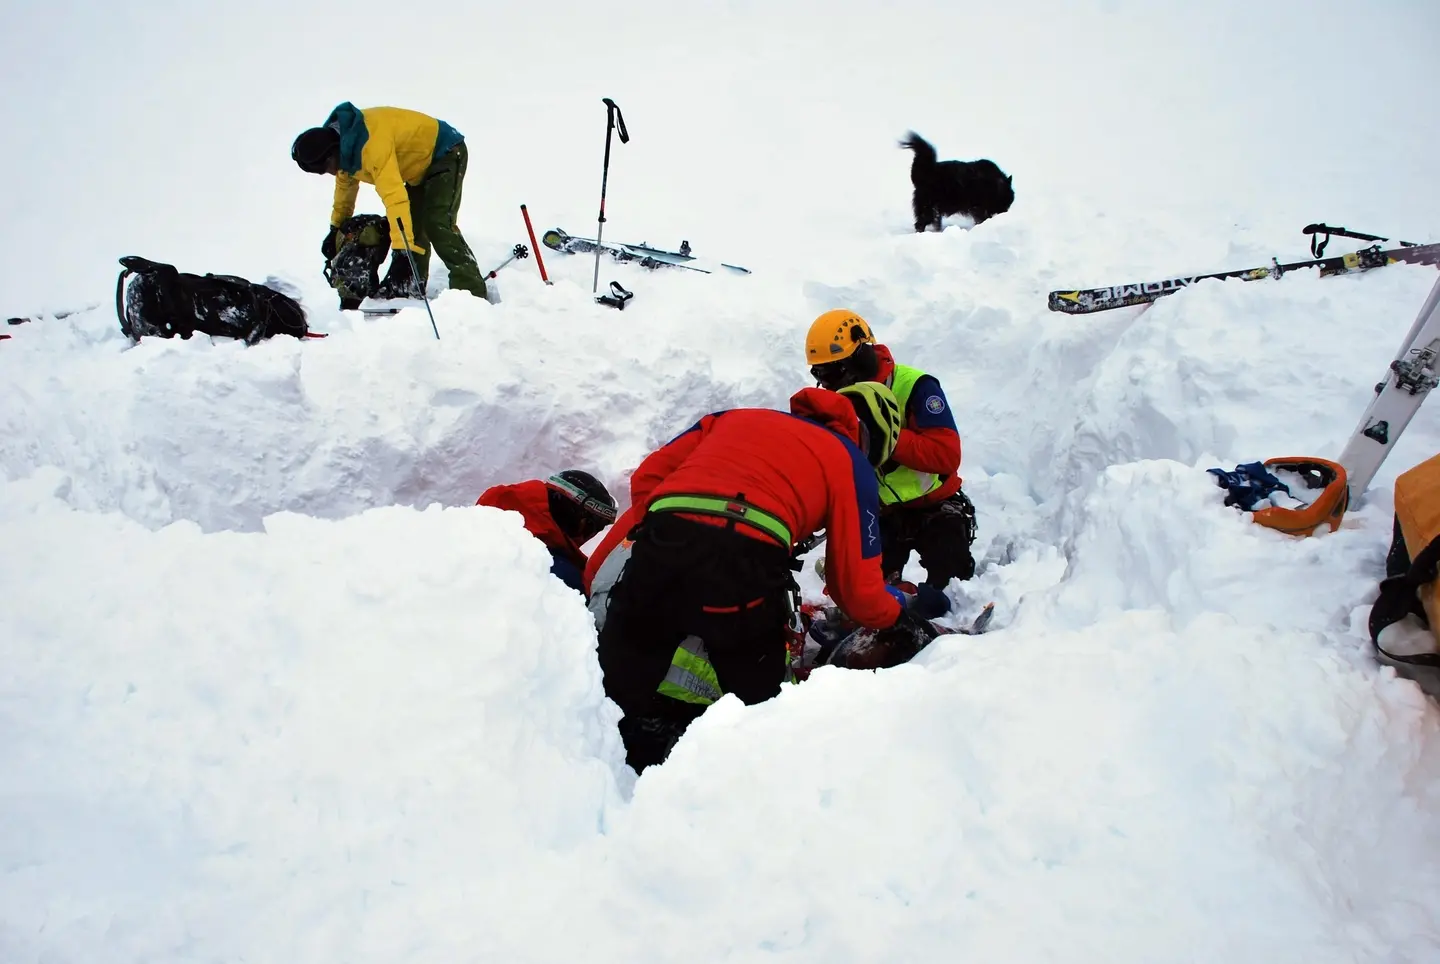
900 131 1014 232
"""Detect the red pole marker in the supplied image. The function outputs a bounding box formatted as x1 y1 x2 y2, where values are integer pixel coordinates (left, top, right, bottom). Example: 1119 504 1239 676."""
520 205 551 285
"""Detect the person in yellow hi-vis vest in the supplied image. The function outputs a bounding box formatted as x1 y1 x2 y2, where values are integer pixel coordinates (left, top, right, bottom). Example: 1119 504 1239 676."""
804 309 978 588
291 102 487 301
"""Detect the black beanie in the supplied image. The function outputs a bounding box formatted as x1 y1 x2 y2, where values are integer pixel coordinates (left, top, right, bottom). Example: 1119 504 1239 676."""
291 127 339 173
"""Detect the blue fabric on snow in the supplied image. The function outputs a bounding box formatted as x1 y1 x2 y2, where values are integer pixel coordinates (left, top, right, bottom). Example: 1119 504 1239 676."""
1207 461 1290 511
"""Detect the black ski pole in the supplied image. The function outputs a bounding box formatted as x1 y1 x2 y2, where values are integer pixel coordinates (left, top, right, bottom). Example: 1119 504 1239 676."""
1303 222 1415 258
592 97 629 294
395 218 440 340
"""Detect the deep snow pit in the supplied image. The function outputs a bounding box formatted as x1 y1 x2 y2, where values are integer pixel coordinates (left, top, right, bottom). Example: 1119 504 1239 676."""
4 1 1440 960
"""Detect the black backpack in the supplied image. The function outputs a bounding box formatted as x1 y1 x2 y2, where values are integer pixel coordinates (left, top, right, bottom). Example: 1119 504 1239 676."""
324 214 391 309
115 256 310 344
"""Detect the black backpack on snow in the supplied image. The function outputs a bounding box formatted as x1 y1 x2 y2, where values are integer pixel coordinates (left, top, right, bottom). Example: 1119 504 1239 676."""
115 256 310 344
324 214 391 309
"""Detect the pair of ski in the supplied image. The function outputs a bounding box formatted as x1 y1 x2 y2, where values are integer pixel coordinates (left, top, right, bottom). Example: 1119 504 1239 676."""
541 228 751 276
1050 224 1440 315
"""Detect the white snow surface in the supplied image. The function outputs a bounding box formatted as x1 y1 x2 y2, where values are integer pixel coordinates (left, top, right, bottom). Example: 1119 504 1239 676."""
4 1 1440 961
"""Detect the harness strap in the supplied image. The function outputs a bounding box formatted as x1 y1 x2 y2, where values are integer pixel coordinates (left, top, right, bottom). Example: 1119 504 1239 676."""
648 494 792 547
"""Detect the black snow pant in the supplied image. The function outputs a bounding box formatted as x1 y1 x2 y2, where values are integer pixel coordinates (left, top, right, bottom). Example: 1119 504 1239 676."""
879 488 978 589
596 513 796 773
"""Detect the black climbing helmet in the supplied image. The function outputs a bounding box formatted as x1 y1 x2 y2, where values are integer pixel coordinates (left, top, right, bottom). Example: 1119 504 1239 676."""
546 470 618 541
291 126 340 174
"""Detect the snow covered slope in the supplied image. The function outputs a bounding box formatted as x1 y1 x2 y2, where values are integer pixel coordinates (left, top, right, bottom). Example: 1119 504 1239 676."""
4 1 1440 961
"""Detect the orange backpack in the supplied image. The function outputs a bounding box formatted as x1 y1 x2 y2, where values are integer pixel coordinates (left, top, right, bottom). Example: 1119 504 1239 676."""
1368 452 1440 665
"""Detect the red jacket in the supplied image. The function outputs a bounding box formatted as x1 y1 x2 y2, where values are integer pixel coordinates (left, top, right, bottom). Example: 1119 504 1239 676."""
875 344 963 504
476 481 589 593
620 388 901 629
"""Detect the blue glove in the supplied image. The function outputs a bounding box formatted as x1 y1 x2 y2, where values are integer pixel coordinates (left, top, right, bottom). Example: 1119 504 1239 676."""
905 584 951 620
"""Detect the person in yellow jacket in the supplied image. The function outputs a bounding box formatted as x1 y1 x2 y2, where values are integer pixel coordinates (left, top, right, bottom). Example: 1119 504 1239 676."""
291 102 487 301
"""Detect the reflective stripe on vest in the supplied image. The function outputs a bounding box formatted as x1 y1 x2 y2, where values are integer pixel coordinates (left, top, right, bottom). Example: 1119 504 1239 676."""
657 635 723 705
879 363 943 506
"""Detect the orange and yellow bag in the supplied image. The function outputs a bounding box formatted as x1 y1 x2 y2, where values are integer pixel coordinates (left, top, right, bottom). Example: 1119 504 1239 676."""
1368 452 1440 664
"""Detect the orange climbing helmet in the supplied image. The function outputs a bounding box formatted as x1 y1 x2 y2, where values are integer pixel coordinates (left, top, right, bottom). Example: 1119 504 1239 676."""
805 309 875 365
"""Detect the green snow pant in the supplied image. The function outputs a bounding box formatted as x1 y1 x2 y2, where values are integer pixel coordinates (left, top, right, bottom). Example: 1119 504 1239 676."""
406 142 487 299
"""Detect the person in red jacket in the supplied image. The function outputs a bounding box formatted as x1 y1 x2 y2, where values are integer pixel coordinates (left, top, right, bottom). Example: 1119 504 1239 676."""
476 470 617 596
595 383 950 772
805 309 977 588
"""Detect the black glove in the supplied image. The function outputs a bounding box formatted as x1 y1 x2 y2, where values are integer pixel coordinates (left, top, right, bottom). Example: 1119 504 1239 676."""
321 228 339 262
375 250 418 299
904 583 951 620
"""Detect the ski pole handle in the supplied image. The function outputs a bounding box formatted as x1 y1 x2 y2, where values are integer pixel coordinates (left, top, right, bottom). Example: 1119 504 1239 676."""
603 98 629 144
1303 222 1389 243
1303 222 1414 257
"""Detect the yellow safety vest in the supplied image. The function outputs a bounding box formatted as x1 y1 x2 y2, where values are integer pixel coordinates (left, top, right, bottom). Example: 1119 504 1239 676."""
657 635 724 705
879 364 946 506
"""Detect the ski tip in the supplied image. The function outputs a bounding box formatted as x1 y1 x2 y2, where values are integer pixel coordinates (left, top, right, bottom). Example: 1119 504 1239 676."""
965 602 996 635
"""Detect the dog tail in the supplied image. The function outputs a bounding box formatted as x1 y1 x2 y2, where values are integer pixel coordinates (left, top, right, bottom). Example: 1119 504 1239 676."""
899 131 936 166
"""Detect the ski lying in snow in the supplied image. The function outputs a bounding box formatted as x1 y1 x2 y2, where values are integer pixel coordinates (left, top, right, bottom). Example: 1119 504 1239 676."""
1337 273 1440 500
958 602 996 636
359 297 428 317
6 304 100 326
1048 241 1440 315
542 228 751 275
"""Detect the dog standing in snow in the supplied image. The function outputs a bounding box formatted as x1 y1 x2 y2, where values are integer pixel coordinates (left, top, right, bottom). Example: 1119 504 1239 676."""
901 131 1014 232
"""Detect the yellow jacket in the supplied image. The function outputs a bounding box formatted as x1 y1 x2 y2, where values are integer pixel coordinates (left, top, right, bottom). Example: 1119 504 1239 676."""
325 103 464 253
